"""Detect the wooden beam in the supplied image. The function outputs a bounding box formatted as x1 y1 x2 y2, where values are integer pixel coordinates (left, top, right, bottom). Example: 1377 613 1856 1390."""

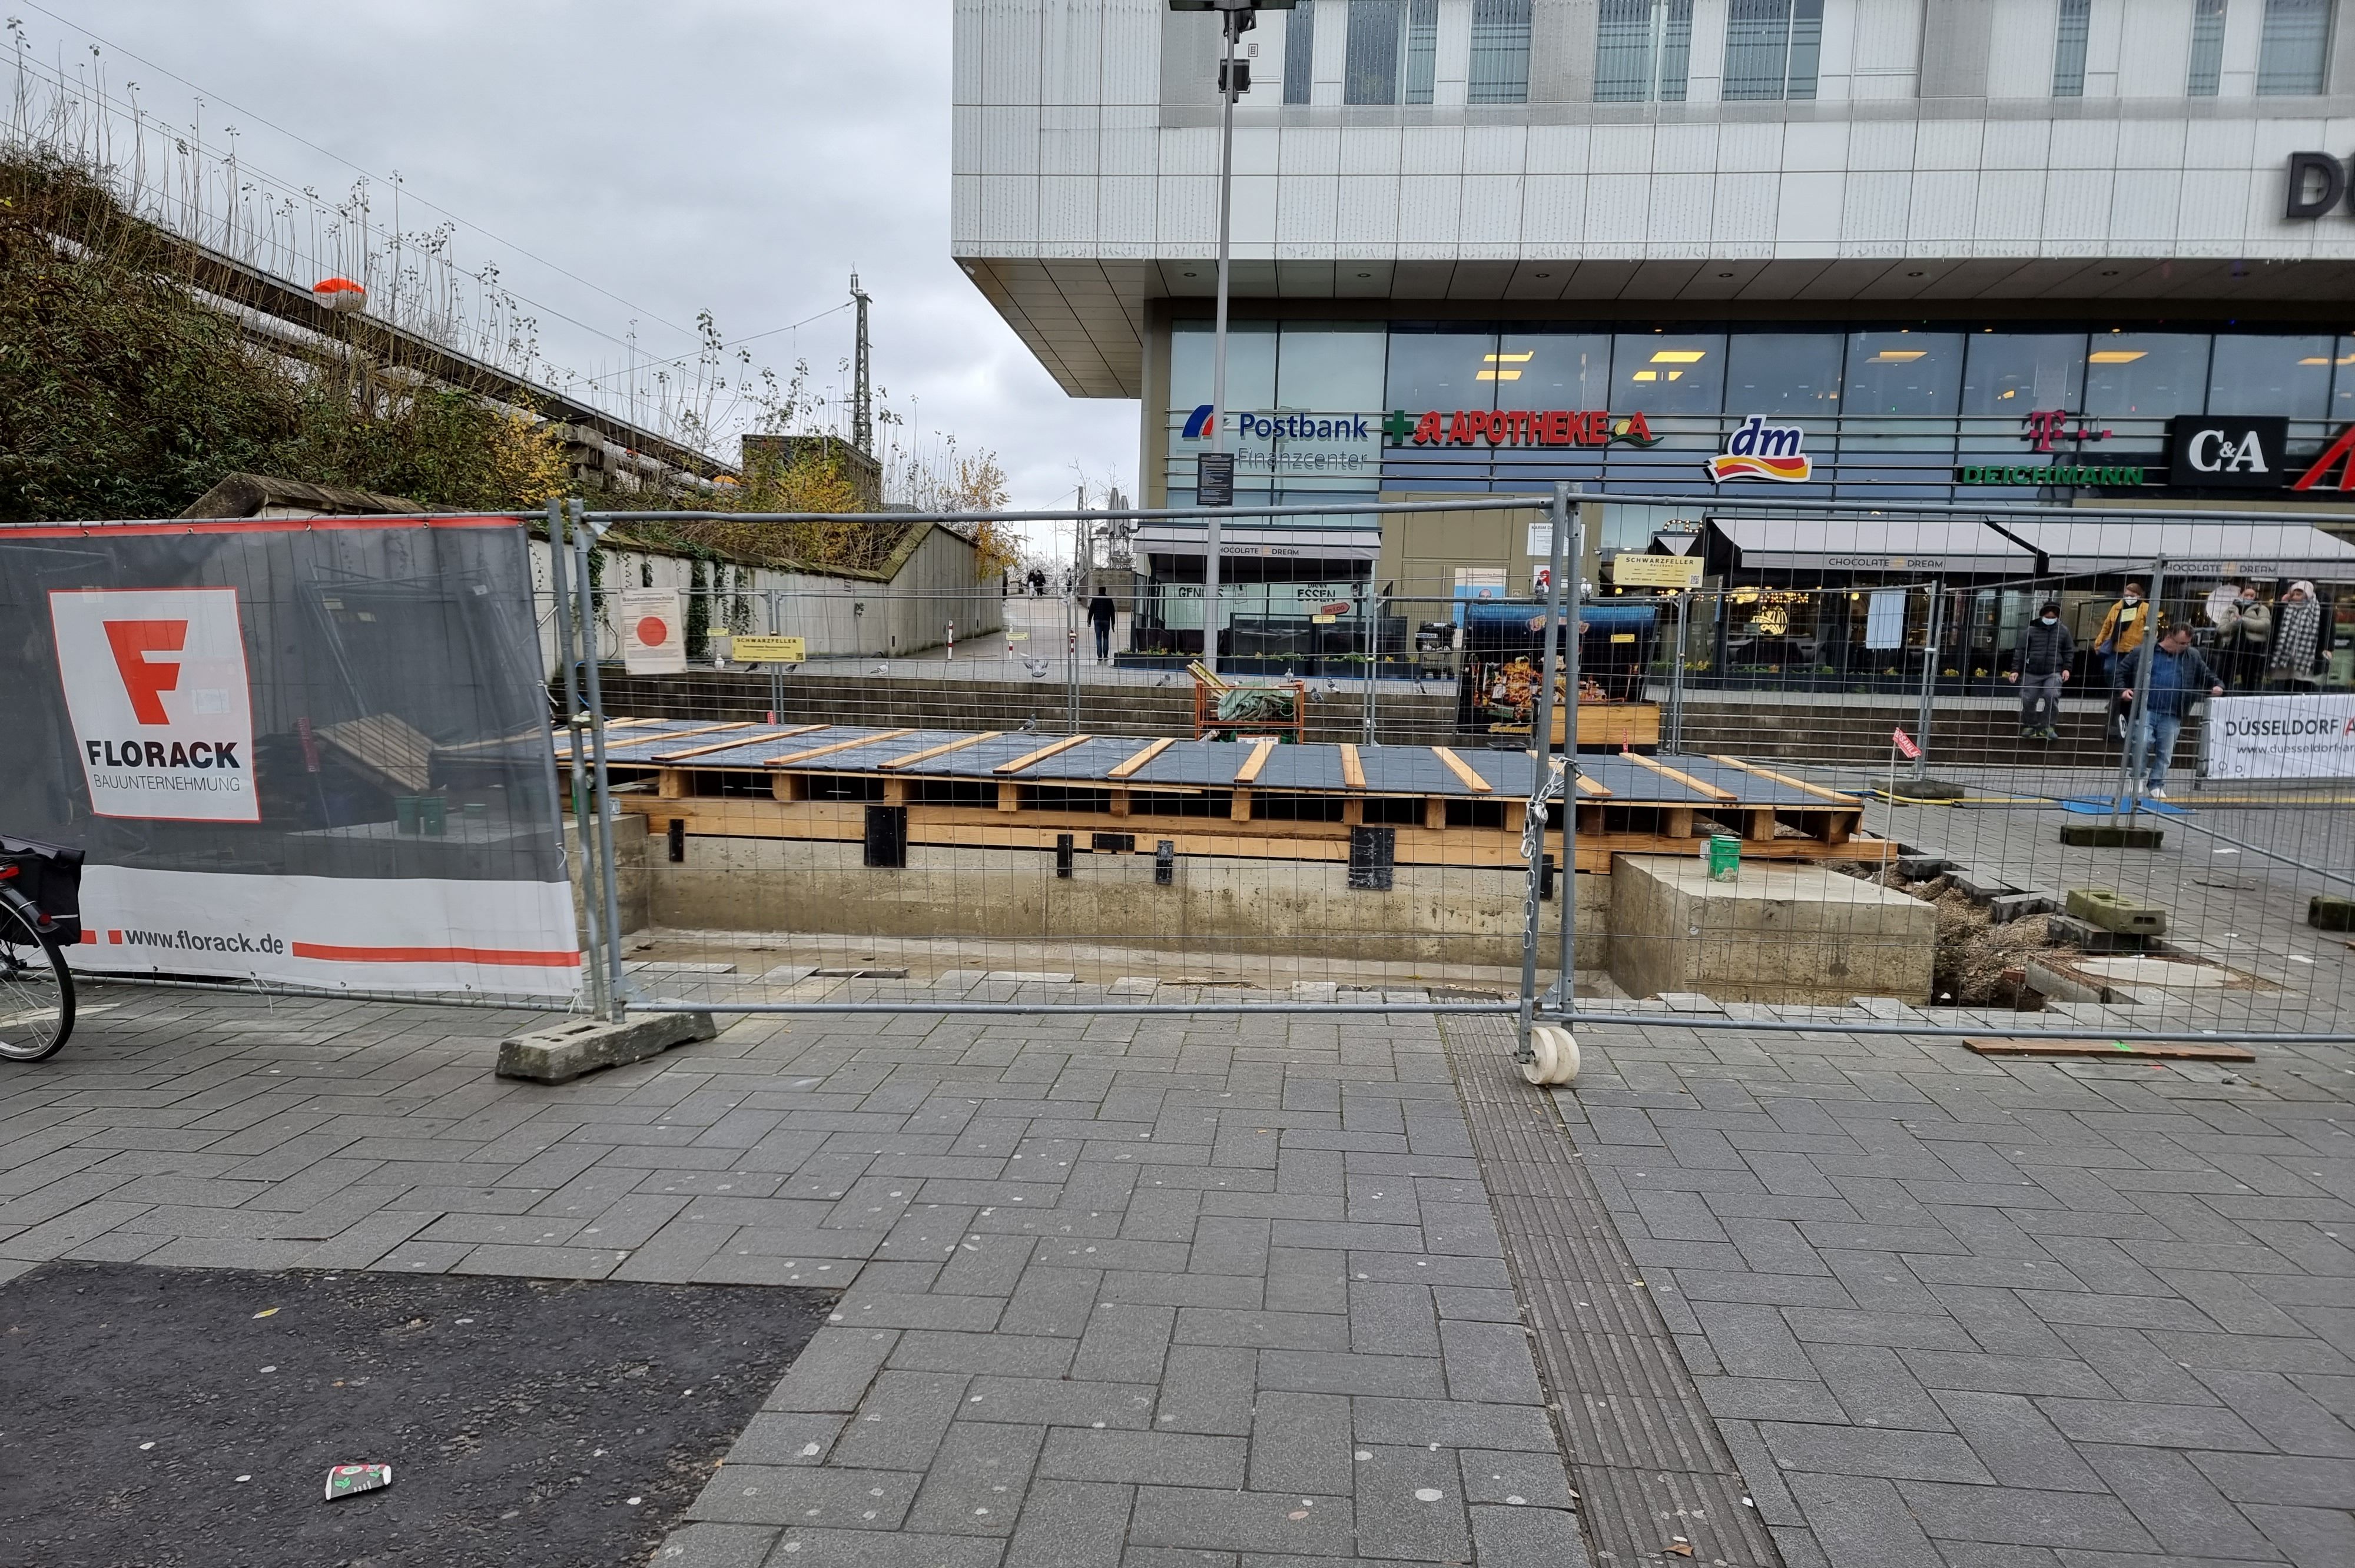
997 780 1019 813
1575 773 1613 799
652 725 826 762
764 729 915 768
883 778 908 805
1234 738 1277 785
994 734 1092 775
1429 746 1493 794
879 731 1002 770
1339 745 1365 791
1625 753 1738 802
1110 788 1130 818
1965 1037 2255 1062
1707 755 1860 805
615 719 757 750
657 768 689 800
1231 787 1252 823
1424 796 1445 831
1109 737 1176 779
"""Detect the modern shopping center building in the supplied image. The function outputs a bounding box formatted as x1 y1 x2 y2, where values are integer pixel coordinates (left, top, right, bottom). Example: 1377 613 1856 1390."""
953 0 2355 686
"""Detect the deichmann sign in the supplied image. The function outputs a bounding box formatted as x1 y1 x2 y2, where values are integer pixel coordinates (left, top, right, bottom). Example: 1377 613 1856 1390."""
1957 463 2148 487
48 587 260 823
2201 694 2355 781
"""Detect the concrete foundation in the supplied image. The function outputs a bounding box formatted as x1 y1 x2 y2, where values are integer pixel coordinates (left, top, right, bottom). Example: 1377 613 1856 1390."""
496 1010 718 1083
1608 855 1936 1006
641 836 1607 969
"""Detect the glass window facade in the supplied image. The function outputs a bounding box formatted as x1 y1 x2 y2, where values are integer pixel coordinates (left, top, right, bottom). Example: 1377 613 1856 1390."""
1723 0 1822 101
2207 333 2337 419
2257 0 2330 94
1468 0 1533 104
1724 334 1841 416
1843 332 1966 417
1494 333 1613 411
1282 4 1316 104
1596 0 1693 101
1386 330 1498 413
1613 332 1726 415
1344 0 1405 104
2083 333 2210 418
2052 0 2091 96
1961 333 2085 414
2187 0 2227 95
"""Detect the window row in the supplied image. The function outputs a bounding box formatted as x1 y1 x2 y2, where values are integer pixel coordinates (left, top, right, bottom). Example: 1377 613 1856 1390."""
1167 323 2355 425
1281 0 2334 108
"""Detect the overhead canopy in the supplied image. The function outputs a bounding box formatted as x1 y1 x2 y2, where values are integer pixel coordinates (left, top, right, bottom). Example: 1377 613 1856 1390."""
1986 520 2355 580
1710 518 2034 576
1134 521 1382 563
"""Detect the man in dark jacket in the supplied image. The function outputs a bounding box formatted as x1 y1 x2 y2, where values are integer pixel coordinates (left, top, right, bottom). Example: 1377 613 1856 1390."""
1086 590 1119 664
2119 624 2223 799
2016 601 2073 741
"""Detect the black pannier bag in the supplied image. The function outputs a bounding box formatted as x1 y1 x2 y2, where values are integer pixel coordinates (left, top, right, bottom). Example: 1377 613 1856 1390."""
0 835 85 945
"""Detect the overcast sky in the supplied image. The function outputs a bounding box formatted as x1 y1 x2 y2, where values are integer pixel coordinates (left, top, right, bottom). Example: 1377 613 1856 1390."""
19 0 1133 518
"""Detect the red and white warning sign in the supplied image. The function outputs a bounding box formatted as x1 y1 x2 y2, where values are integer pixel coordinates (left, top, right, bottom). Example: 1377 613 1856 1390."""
618 587 686 674
48 587 260 823
1890 726 1922 759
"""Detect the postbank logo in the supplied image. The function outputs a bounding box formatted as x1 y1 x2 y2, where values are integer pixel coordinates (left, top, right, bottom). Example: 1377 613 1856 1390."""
48 586 260 823
1706 416 1813 483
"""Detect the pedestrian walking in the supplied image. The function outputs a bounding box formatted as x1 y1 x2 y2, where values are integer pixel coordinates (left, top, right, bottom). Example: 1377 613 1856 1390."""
2015 600 2072 740
2267 580 2334 692
2214 583 2272 692
1086 589 1117 665
2118 623 2223 799
2092 580 2155 739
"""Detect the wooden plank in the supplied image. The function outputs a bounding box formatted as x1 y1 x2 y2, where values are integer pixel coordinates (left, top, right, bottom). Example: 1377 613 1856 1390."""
1708 756 1860 805
653 725 826 762
608 717 664 729
997 780 1019 813
1109 737 1176 779
1235 738 1278 785
1575 773 1613 799
1964 1037 2256 1062
994 734 1093 775
1429 746 1493 795
658 768 689 800
1424 796 1445 831
1747 807 1778 841
1339 745 1365 790
1230 787 1252 823
879 731 1002 770
1625 752 1738 802
764 729 915 768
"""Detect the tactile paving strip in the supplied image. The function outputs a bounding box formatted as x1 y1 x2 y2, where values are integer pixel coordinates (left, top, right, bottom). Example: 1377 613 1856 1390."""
1442 1015 1792 1568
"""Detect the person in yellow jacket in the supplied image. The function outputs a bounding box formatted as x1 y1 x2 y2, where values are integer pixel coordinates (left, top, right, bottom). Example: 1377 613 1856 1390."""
2092 582 2159 741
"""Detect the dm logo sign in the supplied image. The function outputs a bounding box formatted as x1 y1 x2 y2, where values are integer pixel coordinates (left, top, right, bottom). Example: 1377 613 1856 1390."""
1706 417 1813 484
48 587 259 823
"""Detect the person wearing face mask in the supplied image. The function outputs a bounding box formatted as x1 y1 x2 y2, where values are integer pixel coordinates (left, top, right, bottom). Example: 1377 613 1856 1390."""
2092 580 2155 740
2267 581 2334 692
2215 583 2272 693
2015 601 2074 742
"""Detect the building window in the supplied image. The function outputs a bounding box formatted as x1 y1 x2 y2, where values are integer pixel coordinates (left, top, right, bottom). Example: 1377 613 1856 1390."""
2187 0 2227 95
1283 3 1316 104
2257 0 2330 94
1469 0 1533 104
1722 0 1822 101
1596 0 1692 102
2052 0 2091 97
1342 0 1439 105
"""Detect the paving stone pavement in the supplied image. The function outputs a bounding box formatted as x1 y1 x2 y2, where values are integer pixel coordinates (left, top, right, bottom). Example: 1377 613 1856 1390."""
1548 1018 2355 1568
3 982 2349 1568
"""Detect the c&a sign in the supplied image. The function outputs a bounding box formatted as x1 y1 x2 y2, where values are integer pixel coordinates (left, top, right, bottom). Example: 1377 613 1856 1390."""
48 587 259 823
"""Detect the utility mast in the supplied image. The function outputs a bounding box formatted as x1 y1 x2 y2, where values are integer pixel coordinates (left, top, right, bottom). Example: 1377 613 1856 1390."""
850 273 873 456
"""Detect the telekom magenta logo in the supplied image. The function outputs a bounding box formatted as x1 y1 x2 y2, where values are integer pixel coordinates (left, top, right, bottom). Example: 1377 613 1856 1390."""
103 620 188 725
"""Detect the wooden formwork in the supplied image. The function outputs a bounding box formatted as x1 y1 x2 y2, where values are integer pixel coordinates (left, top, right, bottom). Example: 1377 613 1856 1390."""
565 722 1886 872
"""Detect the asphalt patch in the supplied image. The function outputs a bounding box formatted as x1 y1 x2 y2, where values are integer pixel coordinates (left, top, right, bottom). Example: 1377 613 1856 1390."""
0 1262 829 1567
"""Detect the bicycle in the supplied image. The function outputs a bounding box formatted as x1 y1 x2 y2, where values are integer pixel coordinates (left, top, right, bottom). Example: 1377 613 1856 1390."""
0 838 82 1064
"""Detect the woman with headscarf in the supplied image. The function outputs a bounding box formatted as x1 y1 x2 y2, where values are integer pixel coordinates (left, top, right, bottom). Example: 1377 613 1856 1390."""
2267 582 2334 692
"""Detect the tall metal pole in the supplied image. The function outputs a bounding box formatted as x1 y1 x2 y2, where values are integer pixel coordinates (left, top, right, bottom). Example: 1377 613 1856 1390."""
547 499 605 1021
1912 583 1942 781
1202 7 1242 679
850 273 873 457
1553 485 1584 1005
1519 484 1574 1051
571 503 627 1019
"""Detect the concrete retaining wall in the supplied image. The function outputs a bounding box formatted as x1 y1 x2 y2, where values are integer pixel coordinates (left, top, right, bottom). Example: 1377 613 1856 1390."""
1609 853 1934 1005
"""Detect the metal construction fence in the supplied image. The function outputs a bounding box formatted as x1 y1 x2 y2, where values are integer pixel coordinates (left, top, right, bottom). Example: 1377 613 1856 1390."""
5 491 2351 1067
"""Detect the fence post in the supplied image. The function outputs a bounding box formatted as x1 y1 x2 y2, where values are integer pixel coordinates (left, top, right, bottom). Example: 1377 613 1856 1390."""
1912 583 1942 780
570 500 628 1020
1554 485 1584 1008
2112 556 2169 821
1517 484 1574 1061
1362 585 1380 746
547 500 607 1020
1668 590 1688 755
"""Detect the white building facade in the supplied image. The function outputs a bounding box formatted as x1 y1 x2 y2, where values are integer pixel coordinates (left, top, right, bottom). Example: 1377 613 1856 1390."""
954 0 2355 672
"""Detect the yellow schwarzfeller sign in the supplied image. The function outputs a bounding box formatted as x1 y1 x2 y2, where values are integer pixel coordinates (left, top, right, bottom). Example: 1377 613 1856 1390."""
728 636 807 663
1610 555 1704 589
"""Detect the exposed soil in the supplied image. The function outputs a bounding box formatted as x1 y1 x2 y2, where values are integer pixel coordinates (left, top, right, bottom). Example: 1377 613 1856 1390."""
0 1263 828 1568
1840 867 2078 1009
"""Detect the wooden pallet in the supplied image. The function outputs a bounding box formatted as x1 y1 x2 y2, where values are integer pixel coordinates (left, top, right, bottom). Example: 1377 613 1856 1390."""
1963 1037 2256 1062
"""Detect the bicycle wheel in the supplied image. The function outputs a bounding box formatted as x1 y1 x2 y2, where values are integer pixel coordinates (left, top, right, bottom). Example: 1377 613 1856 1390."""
0 895 72 1062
